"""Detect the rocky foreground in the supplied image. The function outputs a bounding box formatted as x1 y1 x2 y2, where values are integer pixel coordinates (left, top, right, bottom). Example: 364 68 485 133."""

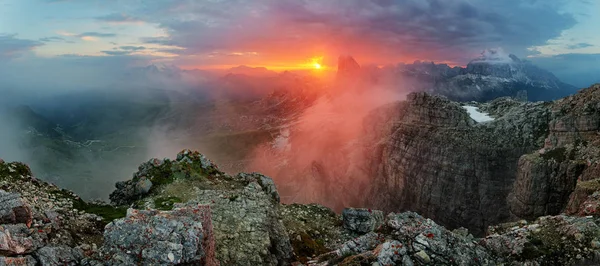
1 146 599 265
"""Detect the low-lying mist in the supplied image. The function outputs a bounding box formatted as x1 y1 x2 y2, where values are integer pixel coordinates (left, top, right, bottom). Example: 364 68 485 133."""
0 62 408 211
247 82 407 211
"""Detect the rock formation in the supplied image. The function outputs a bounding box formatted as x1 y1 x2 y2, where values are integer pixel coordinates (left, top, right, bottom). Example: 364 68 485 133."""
1 143 600 265
357 84 600 236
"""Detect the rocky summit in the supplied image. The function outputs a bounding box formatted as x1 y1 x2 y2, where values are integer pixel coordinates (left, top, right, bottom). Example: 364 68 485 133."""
0 85 599 265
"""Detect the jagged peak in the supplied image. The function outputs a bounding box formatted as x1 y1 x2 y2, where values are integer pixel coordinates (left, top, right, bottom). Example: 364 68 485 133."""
337 55 361 75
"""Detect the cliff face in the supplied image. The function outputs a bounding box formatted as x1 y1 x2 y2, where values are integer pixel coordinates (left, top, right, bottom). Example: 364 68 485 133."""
363 84 600 235
362 92 551 235
510 84 600 219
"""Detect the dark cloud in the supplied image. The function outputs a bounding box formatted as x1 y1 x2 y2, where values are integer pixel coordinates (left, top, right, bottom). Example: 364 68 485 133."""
529 53 600 88
39 36 75 43
120 46 146 51
0 34 43 59
130 0 577 64
567 43 594 49
77 32 117 38
102 50 132 56
96 13 143 23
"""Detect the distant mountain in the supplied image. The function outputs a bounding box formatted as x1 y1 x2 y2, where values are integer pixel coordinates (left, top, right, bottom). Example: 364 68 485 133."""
349 49 578 102
226 65 279 77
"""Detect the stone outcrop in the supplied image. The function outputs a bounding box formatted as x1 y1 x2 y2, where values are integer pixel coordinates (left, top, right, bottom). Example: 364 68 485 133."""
0 161 109 265
0 191 32 227
109 150 292 266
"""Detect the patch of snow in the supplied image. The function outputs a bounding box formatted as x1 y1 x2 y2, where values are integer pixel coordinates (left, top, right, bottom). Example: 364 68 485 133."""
462 106 495 123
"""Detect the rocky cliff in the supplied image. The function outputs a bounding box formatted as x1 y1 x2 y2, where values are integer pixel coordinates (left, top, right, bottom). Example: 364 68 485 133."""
362 84 600 236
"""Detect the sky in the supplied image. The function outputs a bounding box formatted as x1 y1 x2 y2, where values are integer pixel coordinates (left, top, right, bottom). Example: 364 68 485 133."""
0 0 599 87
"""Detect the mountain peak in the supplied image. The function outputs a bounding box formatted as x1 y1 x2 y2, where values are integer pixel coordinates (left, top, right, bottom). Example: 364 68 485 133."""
470 48 520 64
337 55 361 76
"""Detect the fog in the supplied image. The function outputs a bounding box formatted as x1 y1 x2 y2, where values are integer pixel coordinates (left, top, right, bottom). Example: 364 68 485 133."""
0 54 410 210
247 74 408 211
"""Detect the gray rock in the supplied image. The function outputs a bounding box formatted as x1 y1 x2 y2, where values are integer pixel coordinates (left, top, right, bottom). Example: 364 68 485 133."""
102 205 216 265
483 214 600 265
237 172 281 203
0 191 32 226
342 208 384 234
374 240 406 265
337 232 383 256
386 212 492 265
34 245 82 266
186 181 292 266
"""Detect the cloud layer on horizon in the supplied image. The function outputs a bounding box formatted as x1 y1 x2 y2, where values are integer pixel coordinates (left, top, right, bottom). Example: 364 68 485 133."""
0 0 598 87
121 0 578 66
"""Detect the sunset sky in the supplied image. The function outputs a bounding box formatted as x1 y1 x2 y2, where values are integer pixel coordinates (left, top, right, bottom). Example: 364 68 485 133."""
1 0 599 86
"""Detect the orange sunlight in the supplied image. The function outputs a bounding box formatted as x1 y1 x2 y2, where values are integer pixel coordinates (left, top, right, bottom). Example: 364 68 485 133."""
185 56 331 72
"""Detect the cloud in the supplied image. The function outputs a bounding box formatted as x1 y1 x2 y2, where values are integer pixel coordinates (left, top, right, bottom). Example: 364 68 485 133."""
0 34 43 59
567 42 594 49
38 36 75 43
77 32 117 38
102 50 132 55
529 53 600 87
56 30 76 37
120 46 146 51
131 0 578 65
97 13 144 24
80 36 98 42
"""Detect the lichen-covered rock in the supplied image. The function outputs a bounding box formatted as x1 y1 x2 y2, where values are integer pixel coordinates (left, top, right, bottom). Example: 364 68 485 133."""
341 208 384 234
279 204 346 263
34 245 83 266
184 182 292 265
112 150 293 265
101 205 216 265
0 191 32 227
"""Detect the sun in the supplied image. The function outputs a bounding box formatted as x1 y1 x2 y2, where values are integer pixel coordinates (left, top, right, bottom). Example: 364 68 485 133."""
314 63 322 69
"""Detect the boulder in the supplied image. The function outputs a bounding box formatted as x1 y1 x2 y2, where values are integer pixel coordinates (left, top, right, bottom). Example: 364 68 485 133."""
102 205 217 265
34 245 83 266
0 191 32 227
341 208 384 234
